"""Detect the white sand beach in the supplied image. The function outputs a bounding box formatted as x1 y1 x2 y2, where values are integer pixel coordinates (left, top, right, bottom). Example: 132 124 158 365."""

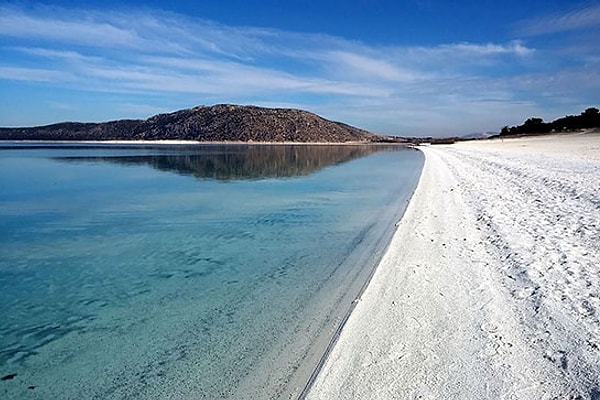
306 132 600 399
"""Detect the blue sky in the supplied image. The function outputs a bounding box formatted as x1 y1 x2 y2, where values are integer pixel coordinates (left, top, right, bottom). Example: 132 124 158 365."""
0 1 599 136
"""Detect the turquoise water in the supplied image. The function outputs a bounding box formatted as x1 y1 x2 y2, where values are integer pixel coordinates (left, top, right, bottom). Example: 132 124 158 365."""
0 144 423 399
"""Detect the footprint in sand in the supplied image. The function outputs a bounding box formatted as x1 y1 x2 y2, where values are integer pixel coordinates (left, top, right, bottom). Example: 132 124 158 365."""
514 286 537 299
481 322 499 333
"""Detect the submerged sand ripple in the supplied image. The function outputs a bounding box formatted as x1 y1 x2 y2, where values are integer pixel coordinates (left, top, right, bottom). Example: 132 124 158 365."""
307 132 600 399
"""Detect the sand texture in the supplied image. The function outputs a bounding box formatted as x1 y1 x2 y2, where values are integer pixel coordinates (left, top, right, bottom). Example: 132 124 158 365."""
306 132 600 399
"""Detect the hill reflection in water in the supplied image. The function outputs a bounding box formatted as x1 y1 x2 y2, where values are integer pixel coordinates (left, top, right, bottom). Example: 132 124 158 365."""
55 144 412 180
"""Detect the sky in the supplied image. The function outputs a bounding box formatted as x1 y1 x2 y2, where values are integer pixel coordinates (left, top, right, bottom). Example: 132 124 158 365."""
0 1 599 137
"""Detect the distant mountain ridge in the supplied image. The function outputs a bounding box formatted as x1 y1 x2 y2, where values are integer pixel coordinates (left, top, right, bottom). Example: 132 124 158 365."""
0 104 384 143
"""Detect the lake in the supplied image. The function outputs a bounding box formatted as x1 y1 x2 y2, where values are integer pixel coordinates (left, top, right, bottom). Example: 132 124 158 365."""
0 143 423 399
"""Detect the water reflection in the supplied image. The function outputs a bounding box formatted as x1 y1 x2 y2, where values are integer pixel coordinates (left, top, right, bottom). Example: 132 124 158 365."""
55 144 411 180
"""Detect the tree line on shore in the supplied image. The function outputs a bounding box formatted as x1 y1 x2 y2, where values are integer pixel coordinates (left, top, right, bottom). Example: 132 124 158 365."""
500 107 600 136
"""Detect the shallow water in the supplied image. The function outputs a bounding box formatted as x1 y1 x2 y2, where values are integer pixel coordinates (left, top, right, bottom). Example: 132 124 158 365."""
0 143 423 399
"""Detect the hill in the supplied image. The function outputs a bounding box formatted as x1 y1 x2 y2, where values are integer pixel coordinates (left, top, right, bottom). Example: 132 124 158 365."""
0 104 383 143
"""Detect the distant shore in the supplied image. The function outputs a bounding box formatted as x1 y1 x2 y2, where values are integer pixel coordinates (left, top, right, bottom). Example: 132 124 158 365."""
306 132 600 399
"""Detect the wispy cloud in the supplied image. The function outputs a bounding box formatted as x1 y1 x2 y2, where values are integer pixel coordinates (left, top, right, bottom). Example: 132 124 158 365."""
516 3 600 36
16 47 104 62
48 101 77 111
321 51 419 81
0 66 72 82
437 41 533 56
0 6 142 48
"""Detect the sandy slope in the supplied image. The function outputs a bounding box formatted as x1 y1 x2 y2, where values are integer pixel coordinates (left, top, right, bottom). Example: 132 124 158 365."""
306 133 600 399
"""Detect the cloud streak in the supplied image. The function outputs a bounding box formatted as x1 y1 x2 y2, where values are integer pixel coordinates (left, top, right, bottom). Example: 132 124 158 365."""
516 3 600 36
0 7 142 48
0 66 72 82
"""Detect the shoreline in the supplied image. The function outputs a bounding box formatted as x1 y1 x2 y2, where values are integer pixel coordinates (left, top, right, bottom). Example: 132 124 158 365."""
236 149 424 399
0 139 406 146
296 154 425 399
306 132 600 399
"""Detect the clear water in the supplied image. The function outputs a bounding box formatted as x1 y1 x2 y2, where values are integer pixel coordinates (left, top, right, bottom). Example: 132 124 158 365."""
0 143 423 399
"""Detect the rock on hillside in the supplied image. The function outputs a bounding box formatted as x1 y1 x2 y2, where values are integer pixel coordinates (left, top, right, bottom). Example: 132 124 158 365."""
0 104 383 143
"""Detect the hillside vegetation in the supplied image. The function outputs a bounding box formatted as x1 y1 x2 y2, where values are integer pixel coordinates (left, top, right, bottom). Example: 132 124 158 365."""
500 107 600 136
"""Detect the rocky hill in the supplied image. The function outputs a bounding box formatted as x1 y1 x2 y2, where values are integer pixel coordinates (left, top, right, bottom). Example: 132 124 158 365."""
0 104 384 143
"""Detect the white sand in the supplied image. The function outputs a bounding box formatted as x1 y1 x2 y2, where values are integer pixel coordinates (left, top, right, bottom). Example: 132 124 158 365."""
306 132 600 399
